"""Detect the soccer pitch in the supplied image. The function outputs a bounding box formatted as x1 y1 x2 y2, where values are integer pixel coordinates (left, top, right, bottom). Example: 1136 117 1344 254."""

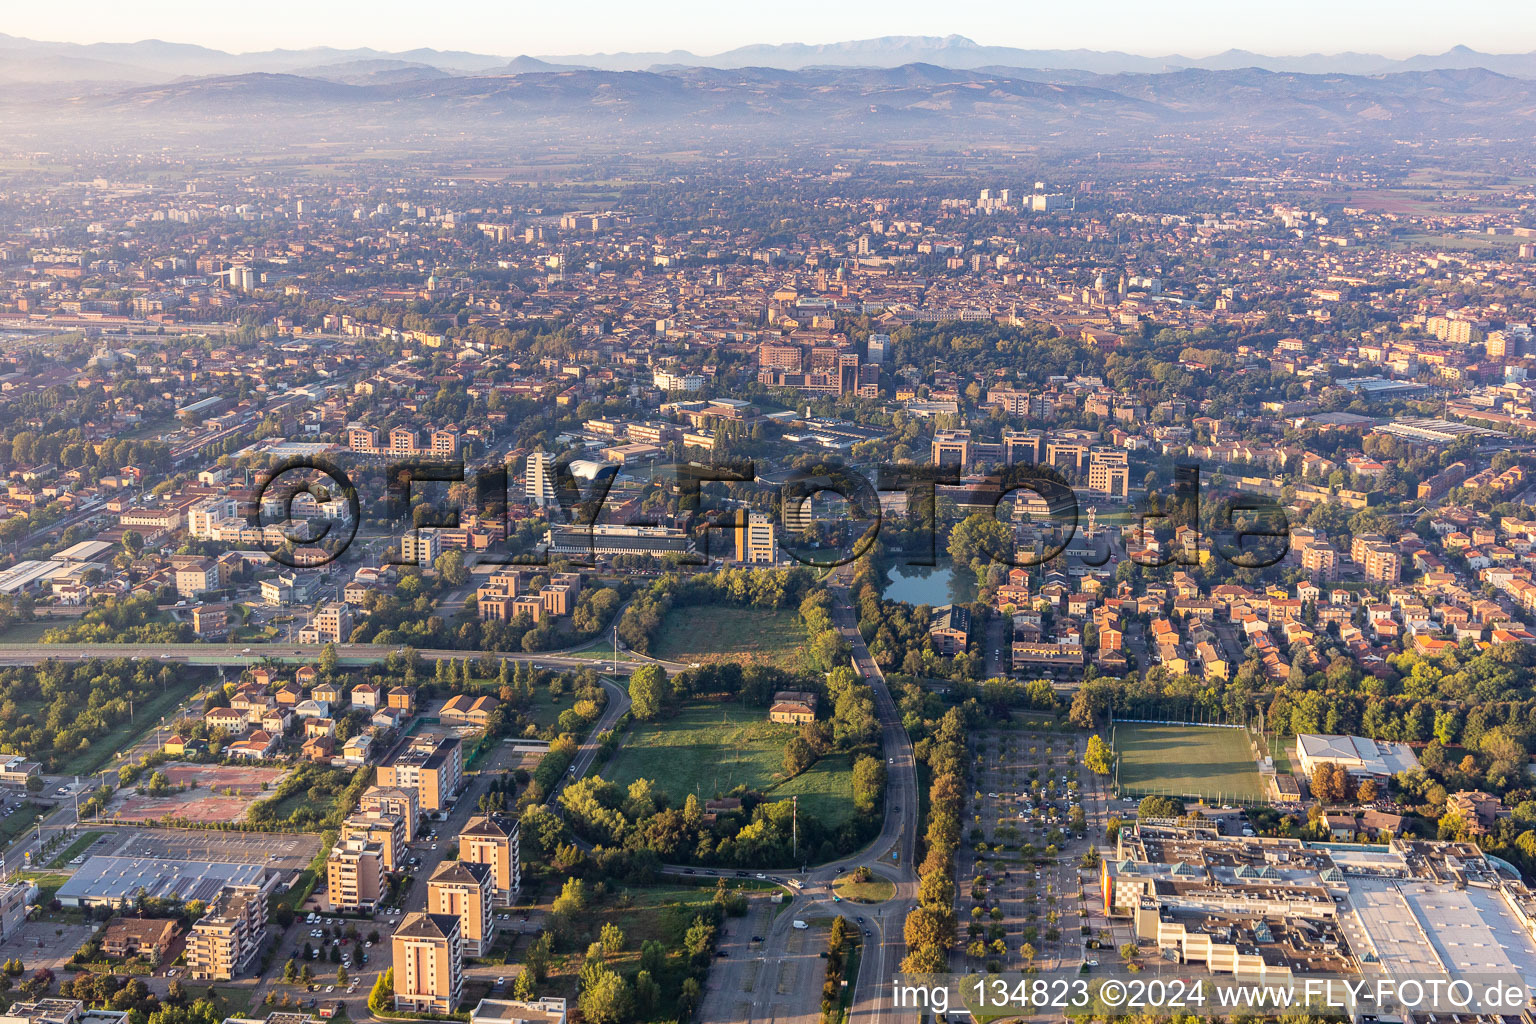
1114 723 1266 803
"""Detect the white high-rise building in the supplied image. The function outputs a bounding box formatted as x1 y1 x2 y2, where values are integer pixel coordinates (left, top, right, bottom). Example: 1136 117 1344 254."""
188 497 239 540
525 451 558 507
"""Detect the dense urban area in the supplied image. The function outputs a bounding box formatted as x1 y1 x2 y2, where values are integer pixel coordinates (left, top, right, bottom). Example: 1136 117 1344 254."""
1 25 1536 1024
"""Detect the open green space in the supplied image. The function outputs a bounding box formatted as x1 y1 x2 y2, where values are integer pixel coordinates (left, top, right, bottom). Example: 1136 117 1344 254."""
1392 232 1518 252
770 753 858 828
538 881 736 1020
57 675 206 777
833 873 895 903
205 987 253 1020
596 884 724 947
1270 734 1295 775
1113 723 1265 803
16 872 70 904
604 701 850 817
0 803 45 849
649 605 804 665
0 620 53 644
526 687 581 731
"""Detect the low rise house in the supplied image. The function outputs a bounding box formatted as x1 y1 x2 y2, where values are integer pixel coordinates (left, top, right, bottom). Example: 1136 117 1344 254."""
767 691 817 724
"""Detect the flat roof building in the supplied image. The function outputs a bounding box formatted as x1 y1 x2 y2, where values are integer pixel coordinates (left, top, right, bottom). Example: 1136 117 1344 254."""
1294 734 1420 779
56 857 267 909
1101 824 1536 994
469 998 566 1024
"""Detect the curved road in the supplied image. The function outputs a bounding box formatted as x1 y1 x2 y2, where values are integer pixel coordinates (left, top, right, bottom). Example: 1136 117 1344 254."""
0 585 913 1023
694 579 919 1024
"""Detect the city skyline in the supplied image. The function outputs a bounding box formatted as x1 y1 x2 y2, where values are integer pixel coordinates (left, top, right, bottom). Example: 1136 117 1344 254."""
1 6 1536 1024
5 0 1536 63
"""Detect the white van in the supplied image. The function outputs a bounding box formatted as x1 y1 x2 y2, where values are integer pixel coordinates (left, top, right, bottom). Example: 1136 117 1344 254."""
792 920 809 930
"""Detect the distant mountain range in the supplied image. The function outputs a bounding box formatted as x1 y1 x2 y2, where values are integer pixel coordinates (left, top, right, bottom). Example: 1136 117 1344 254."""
6 32 1536 83
27 63 1526 149
2 33 1534 152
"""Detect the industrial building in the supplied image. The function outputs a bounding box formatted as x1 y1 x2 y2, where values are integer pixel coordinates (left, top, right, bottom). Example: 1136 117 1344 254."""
55 856 268 909
1101 824 1536 996
1294 734 1420 779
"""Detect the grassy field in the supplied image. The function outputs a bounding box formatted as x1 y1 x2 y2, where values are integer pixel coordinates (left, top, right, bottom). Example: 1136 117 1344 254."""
1270 735 1295 775
526 687 581 731
0 620 53 643
834 873 895 903
650 605 805 665
0 803 45 849
771 753 857 828
1114 724 1265 802
604 701 830 807
16 872 70 904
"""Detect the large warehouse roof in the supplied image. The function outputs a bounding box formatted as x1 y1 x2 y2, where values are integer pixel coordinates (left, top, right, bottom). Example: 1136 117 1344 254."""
56 856 265 907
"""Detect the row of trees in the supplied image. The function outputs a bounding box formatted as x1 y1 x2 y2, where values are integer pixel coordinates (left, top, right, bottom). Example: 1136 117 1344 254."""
0 657 182 769
629 661 816 720
901 706 971 973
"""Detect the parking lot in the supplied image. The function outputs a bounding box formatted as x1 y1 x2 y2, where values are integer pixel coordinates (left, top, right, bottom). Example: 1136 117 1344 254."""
0 920 96 972
111 827 321 872
955 727 1100 973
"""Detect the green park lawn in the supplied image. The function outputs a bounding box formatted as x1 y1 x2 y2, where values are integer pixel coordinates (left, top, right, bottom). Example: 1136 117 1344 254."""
604 701 854 827
604 701 794 801
649 605 805 665
770 753 858 828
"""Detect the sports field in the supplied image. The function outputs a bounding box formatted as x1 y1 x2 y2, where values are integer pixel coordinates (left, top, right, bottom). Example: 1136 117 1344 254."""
1114 723 1265 802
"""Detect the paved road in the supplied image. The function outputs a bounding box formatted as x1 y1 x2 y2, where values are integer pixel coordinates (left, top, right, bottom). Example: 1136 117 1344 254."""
695 578 917 1024
827 580 919 1024
0 642 683 674
984 611 1009 678
549 678 631 802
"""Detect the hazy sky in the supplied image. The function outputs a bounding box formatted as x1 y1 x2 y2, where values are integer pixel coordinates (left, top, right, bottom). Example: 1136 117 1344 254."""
6 0 1534 57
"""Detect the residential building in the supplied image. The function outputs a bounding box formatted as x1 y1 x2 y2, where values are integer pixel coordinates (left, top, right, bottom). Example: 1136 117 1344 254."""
360 785 420 841
175 559 220 599
186 885 266 981
400 530 442 567
100 918 179 961
459 813 520 905
426 860 495 956
767 690 817 724
326 838 385 912
392 912 464 1014
928 603 970 656
377 736 462 815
